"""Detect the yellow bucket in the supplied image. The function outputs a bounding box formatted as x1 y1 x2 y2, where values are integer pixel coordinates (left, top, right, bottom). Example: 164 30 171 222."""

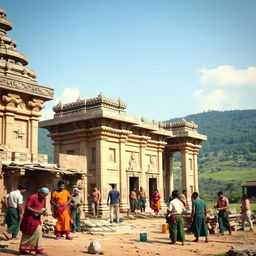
162 223 169 234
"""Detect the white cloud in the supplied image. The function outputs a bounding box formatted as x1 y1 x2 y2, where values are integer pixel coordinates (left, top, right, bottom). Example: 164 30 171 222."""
199 65 256 87
193 89 240 112
53 88 80 105
192 65 256 112
40 88 80 121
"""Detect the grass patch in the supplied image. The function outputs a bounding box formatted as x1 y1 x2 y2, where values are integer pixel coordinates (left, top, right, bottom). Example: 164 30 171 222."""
200 167 256 181
206 203 256 212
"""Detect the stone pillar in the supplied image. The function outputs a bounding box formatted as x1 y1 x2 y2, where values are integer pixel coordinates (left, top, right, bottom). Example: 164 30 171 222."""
181 149 192 207
165 152 174 201
4 113 14 150
157 148 165 209
140 143 147 200
30 117 38 154
54 141 61 164
78 140 89 215
96 137 109 217
119 137 129 212
193 151 199 193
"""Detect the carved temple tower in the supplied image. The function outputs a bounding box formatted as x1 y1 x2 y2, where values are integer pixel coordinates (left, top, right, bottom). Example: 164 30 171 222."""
0 7 54 219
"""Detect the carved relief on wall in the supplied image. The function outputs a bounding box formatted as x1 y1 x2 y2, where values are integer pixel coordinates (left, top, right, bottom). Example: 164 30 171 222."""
147 155 156 172
12 152 31 163
0 151 12 162
13 119 28 150
127 151 140 171
0 77 54 99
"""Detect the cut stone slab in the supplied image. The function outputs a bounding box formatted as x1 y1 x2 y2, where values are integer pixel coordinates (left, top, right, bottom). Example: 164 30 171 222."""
227 245 256 256
0 241 9 248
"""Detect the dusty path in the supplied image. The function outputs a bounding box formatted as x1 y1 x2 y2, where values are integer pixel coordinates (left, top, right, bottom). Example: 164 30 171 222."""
1 219 255 256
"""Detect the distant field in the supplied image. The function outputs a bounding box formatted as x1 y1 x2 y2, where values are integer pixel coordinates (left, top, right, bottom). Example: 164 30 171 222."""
206 202 256 212
200 167 256 181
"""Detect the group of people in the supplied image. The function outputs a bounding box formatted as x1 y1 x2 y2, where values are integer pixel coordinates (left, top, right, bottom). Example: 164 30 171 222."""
1 181 84 255
1 182 254 254
166 190 254 245
130 187 147 213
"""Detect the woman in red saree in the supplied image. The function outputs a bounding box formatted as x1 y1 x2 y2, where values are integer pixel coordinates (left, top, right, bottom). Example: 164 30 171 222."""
19 187 49 256
152 190 161 215
51 180 72 239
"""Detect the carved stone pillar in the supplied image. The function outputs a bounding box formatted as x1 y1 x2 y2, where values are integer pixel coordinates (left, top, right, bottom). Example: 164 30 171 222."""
193 151 199 193
54 141 61 164
140 142 147 201
119 137 129 212
157 148 165 208
96 137 109 217
30 117 38 154
165 152 174 201
181 149 193 208
4 113 14 150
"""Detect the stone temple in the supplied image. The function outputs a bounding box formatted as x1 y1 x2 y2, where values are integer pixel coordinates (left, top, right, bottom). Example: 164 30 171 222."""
40 94 207 215
0 6 207 218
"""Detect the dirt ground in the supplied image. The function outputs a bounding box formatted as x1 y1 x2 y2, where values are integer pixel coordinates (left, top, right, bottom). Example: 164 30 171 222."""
0 218 255 256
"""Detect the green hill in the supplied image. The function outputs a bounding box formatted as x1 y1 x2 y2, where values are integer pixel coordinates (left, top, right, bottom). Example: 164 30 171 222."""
167 109 256 200
39 109 256 200
38 128 54 163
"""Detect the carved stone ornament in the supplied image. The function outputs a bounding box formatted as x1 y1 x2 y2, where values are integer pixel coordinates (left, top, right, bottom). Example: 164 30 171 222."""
28 98 45 111
2 93 22 107
147 155 155 172
127 152 140 171
0 77 54 100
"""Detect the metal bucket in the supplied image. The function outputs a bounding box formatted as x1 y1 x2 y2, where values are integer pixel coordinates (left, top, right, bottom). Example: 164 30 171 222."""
140 232 147 242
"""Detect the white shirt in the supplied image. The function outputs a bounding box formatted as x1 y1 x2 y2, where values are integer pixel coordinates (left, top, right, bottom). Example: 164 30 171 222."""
6 190 23 208
168 198 185 215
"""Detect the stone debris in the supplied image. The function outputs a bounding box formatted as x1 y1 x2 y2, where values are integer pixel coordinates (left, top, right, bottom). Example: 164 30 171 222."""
227 245 256 256
42 217 57 234
87 240 104 254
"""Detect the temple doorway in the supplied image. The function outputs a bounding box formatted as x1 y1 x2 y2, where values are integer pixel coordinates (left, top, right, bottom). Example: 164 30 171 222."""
149 178 157 203
129 177 139 194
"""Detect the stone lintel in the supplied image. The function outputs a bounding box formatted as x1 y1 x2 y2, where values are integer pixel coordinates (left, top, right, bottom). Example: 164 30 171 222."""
0 76 54 100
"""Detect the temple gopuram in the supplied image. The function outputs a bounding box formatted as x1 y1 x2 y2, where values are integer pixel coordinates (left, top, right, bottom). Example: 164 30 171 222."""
0 7 86 220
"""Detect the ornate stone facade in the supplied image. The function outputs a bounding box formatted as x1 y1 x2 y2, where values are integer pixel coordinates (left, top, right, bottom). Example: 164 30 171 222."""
40 93 207 216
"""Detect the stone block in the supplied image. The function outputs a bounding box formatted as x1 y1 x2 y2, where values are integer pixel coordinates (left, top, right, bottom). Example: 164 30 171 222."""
12 152 31 163
0 151 12 163
31 153 48 164
227 245 256 256
37 154 48 164
58 153 87 172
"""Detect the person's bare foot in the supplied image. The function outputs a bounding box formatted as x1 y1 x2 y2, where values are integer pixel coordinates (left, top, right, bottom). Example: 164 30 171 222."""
193 238 199 242
66 236 72 240
205 237 209 243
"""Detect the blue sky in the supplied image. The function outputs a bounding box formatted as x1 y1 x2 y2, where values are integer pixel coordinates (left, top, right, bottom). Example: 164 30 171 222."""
2 0 256 120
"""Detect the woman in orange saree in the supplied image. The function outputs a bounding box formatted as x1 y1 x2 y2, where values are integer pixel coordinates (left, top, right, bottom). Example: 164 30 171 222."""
51 181 72 240
152 190 161 215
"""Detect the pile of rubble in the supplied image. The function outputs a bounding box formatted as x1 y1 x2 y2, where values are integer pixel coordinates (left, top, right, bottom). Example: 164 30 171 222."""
42 217 57 234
